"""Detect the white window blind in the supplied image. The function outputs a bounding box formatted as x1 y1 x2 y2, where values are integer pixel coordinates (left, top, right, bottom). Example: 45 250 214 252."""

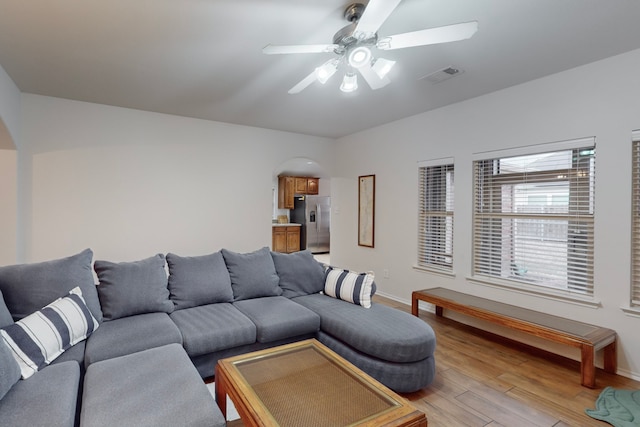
631 131 640 305
472 140 595 296
418 160 454 272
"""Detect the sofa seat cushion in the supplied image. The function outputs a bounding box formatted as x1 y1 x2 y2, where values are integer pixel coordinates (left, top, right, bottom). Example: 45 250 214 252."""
292 294 436 364
0 360 80 427
81 343 225 427
170 303 256 357
84 312 182 367
233 296 321 343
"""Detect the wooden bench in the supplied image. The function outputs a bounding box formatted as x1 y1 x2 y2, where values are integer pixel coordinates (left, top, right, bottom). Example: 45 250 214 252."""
411 287 617 388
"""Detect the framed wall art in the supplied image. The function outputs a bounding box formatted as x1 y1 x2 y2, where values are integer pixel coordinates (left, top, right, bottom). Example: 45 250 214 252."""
358 174 375 247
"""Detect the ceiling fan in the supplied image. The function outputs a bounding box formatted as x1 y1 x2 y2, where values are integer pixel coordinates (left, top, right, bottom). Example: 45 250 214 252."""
263 0 478 94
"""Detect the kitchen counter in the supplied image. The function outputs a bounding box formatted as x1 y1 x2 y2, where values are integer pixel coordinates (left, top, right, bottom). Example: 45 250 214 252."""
272 223 301 227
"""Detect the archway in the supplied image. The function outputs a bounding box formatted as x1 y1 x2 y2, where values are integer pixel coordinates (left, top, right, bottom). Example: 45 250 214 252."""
272 157 331 263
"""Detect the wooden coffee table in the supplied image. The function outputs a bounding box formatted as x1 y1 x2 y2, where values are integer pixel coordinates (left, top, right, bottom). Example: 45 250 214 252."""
215 339 427 427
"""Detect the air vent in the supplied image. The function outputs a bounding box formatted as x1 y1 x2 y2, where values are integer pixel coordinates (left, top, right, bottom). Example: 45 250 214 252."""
420 66 463 84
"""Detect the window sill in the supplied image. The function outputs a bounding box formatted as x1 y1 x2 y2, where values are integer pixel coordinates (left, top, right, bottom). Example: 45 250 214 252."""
621 306 640 318
413 265 456 279
466 275 601 309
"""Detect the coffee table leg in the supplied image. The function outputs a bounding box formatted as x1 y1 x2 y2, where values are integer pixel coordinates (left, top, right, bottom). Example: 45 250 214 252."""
214 369 227 419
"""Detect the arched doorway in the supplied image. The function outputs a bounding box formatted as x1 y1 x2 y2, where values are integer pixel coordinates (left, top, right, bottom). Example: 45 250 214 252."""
273 157 331 264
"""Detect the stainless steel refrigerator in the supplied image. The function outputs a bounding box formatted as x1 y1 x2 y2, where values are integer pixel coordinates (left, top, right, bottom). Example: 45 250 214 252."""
290 195 330 253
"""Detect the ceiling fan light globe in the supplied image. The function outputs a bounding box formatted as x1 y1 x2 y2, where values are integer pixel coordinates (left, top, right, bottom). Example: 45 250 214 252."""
340 73 358 93
347 46 372 68
372 58 396 79
315 61 338 84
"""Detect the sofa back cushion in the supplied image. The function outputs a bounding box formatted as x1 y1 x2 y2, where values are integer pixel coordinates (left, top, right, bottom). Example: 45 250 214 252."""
166 252 234 310
271 250 326 298
94 254 174 320
0 337 20 399
0 248 103 322
0 290 14 328
221 247 282 301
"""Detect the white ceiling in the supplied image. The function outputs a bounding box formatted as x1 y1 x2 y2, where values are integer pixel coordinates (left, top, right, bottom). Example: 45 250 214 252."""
2 0 640 139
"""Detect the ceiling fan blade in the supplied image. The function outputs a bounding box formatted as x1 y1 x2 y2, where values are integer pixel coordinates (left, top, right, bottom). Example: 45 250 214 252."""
288 70 318 94
377 21 478 50
263 44 338 55
358 63 391 90
354 0 403 38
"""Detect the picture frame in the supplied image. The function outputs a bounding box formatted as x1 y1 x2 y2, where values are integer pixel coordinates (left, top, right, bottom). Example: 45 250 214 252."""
358 174 375 247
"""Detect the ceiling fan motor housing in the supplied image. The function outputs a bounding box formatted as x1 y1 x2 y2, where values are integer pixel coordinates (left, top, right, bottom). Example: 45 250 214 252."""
333 3 377 54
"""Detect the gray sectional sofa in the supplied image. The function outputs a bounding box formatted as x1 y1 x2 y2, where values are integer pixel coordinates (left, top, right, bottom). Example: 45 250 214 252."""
0 247 436 427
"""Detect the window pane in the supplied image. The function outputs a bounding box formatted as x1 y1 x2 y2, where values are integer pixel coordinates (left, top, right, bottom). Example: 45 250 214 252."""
473 143 595 296
418 164 454 271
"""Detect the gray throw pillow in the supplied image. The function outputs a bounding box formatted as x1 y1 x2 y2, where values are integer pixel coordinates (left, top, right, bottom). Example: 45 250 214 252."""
166 252 234 310
0 290 14 328
221 247 282 301
0 338 21 400
94 254 174 320
271 250 326 298
0 249 103 322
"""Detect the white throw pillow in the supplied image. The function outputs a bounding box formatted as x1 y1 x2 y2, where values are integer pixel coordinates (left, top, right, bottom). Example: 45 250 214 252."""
0 286 99 379
324 267 374 308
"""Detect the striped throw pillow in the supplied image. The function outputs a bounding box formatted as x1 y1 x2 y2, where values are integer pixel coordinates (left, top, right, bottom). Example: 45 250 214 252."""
0 286 99 379
324 267 374 308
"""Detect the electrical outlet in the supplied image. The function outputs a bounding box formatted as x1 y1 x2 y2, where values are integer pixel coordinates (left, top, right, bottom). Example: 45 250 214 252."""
383 269 390 279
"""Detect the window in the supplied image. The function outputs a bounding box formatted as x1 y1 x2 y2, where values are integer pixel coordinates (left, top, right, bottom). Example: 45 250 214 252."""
418 159 454 273
631 131 640 306
472 138 595 297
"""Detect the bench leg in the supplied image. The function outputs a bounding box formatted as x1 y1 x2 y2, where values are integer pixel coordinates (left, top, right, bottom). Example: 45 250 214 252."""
603 340 617 374
411 293 419 317
580 344 596 388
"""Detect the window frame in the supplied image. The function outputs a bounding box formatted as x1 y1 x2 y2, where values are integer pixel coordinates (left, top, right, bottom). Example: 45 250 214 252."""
416 158 455 275
630 131 640 308
470 138 596 301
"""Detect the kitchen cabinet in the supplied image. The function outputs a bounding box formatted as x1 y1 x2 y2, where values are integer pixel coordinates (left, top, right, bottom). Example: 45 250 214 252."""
279 176 319 208
272 226 300 253
295 177 308 194
278 176 295 209
306 178 319 195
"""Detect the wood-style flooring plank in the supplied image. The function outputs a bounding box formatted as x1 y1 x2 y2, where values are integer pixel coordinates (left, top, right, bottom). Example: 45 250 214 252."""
375 295 640 427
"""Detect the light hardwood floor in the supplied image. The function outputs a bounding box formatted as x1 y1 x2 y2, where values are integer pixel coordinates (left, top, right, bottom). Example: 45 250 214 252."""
376 295 640 427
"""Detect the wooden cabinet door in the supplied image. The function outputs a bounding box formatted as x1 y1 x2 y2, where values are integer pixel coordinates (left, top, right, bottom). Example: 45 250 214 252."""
286 227 300 253
272 227 287 252
278 176 295 209
306 178 319 195
294 177 308 194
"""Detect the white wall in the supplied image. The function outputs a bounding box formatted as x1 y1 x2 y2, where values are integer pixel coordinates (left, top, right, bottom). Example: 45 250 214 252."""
0 63 20 149
333 48 640 379
20 94 335 263
0 64 20 265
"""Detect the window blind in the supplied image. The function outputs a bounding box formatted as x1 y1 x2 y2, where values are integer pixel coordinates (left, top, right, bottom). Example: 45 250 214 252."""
472 142 595 296
418 161 454 272
631 132 640 305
